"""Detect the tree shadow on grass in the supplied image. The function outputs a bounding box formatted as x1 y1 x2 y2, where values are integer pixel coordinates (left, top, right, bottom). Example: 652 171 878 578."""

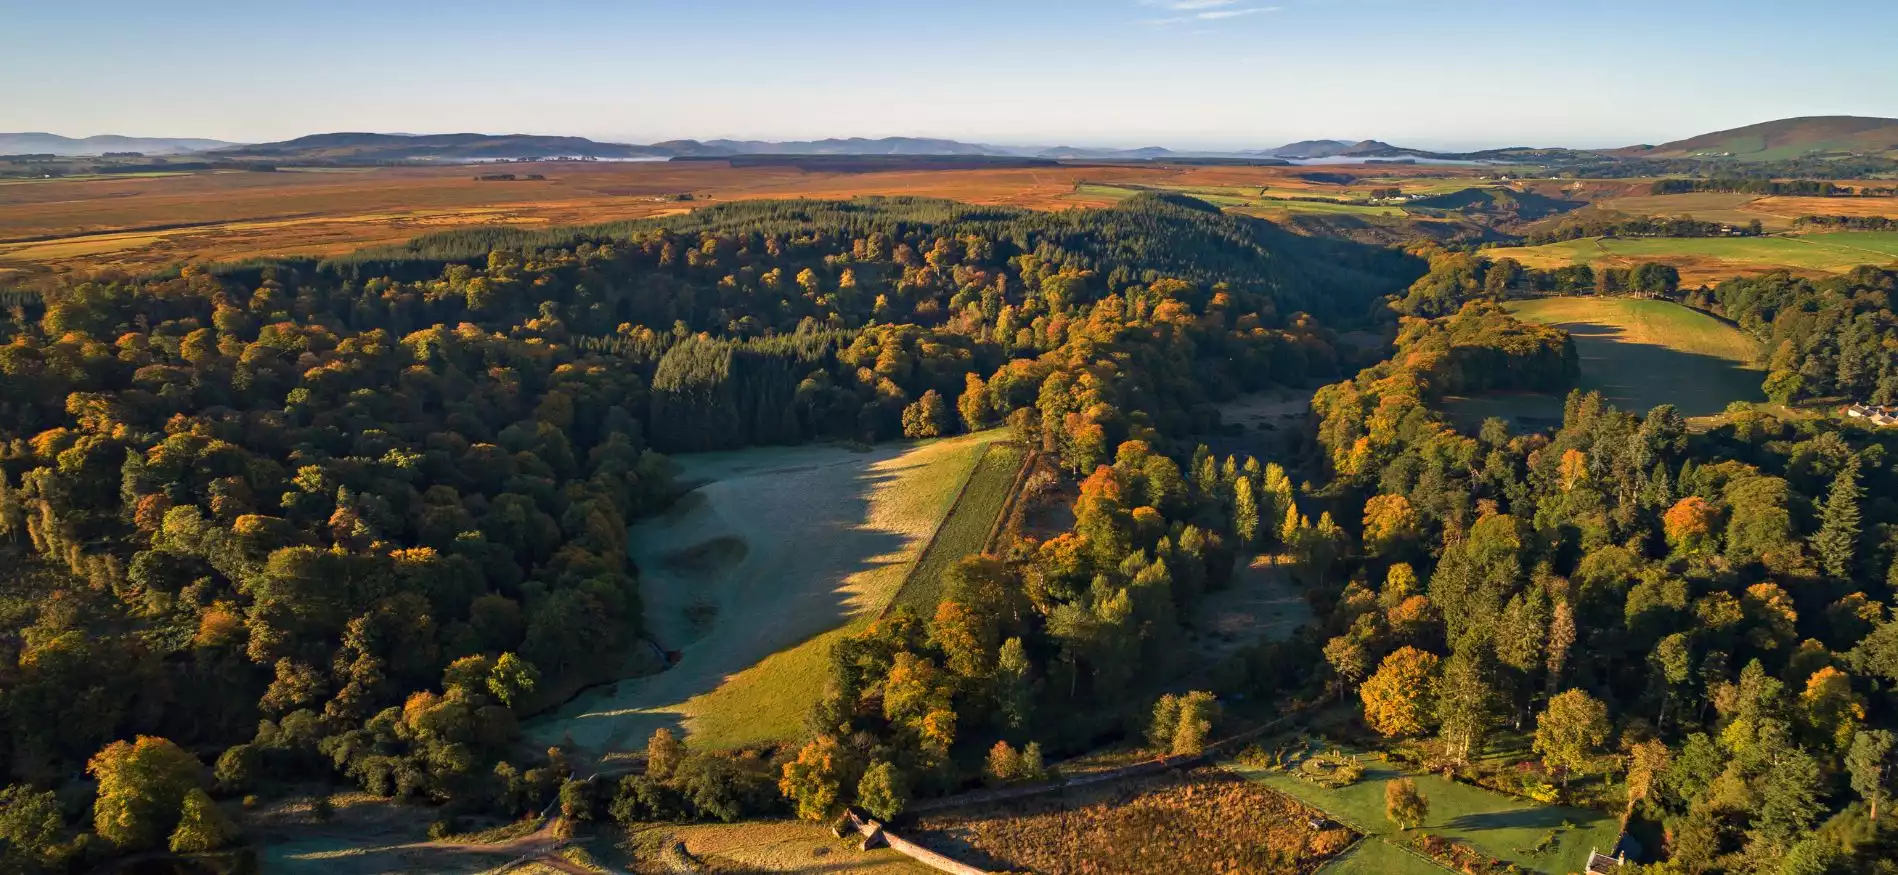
1438 805 1578 834
1557 322 1763 419
1441 320 1764 430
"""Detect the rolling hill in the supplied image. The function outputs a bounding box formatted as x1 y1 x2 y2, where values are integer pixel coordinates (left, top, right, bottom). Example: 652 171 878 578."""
1262 139 1354 158
1622 115 1898 160
214 132 672 162
36 129 1448 166
701 136 998 156
0 132 237 156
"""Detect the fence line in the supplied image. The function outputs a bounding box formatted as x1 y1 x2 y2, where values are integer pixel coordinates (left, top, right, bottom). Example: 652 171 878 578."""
842 811 990 875
982 445 1037 553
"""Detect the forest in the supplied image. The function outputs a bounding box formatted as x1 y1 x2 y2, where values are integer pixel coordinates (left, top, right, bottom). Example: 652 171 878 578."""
0 193 1422 871
1684 267 1898 405
1650 179 1852 197
1299 292 1898 874
1393 246 1680 317
1524 215 1766 246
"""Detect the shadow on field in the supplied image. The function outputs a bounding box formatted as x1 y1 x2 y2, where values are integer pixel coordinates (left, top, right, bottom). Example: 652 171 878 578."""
1560 322 1764 418
527 443 925 753
1438 806 1576 834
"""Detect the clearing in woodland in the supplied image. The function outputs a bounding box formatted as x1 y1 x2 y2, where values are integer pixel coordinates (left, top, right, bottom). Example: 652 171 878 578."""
527 431 1007 755
1443 297 1763 427
1233 743 1620 875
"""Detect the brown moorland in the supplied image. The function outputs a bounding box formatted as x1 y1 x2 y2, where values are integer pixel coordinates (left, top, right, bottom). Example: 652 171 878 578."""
907 767 1356 875
0 161 1487 276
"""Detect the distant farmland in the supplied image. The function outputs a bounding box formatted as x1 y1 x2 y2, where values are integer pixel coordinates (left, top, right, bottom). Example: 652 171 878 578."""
0 160 1494 277
1485 231 1898 283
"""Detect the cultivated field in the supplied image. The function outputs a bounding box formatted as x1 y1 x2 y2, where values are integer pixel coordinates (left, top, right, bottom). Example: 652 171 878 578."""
1485 231 1898 284
908 767 1357 875
526 431 1007 755
1444 297 1764 426
888 441 1028 615
1233 744 1620 875
0 161 1492 276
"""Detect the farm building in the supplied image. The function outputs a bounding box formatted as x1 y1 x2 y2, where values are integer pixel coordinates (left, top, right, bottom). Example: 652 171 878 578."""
1844 403 1898 426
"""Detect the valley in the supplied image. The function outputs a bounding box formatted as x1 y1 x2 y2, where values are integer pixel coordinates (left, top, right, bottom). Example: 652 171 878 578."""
8 34 1898 871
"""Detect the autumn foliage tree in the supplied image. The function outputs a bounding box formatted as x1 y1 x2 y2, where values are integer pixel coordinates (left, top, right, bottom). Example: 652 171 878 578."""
1385 778 1429 830
88 736 205 851
1534 689 1610 785
1360 647 1440 738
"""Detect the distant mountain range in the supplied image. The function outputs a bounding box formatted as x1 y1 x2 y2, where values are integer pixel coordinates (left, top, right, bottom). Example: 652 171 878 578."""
13 116 1897 165
0 132 236 156
186 132 1430 164
1616 115 1898 161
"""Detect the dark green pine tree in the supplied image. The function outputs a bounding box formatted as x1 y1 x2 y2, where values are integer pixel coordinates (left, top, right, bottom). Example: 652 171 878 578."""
1815 458 1862 580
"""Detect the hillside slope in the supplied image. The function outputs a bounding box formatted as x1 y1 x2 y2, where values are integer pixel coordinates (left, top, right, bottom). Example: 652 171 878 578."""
216 132 668 162
0 132 236 155
1624 115 1898 159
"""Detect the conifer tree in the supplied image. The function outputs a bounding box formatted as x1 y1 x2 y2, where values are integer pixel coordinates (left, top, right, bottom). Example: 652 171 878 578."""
1816 458 1861 579
1232 476 1262 548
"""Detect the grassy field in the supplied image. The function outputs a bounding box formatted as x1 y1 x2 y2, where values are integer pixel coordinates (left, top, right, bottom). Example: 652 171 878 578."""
1315 835 1446 875
909 767 1357 875
1244 199 1410 218
526 431 1006 755
888 440 1027 615
1070 182 1411 217
1444 297 1763 427
1485 231 1898 284
1233 747 1621 875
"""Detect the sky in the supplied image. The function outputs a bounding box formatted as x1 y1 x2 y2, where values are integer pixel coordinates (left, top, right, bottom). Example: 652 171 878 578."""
4 0 1897 151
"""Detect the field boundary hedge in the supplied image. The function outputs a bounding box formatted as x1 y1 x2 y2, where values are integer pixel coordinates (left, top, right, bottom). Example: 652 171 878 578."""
983 447 1039 554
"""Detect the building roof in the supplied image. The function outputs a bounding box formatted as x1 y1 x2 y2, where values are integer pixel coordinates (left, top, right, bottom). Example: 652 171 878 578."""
1587 850 1623 873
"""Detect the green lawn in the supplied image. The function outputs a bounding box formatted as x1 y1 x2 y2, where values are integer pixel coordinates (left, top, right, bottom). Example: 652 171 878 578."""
1444 297 1764 426
1232 748 1621 875
889 440 1027 614
1316 836 1449 875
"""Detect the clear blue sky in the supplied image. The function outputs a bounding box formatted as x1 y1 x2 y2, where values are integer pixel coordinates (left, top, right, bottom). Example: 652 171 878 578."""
4 0 1895 150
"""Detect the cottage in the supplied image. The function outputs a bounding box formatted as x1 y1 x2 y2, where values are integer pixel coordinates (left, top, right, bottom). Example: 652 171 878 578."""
1844 403 1898 425
1587 849 1625 873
